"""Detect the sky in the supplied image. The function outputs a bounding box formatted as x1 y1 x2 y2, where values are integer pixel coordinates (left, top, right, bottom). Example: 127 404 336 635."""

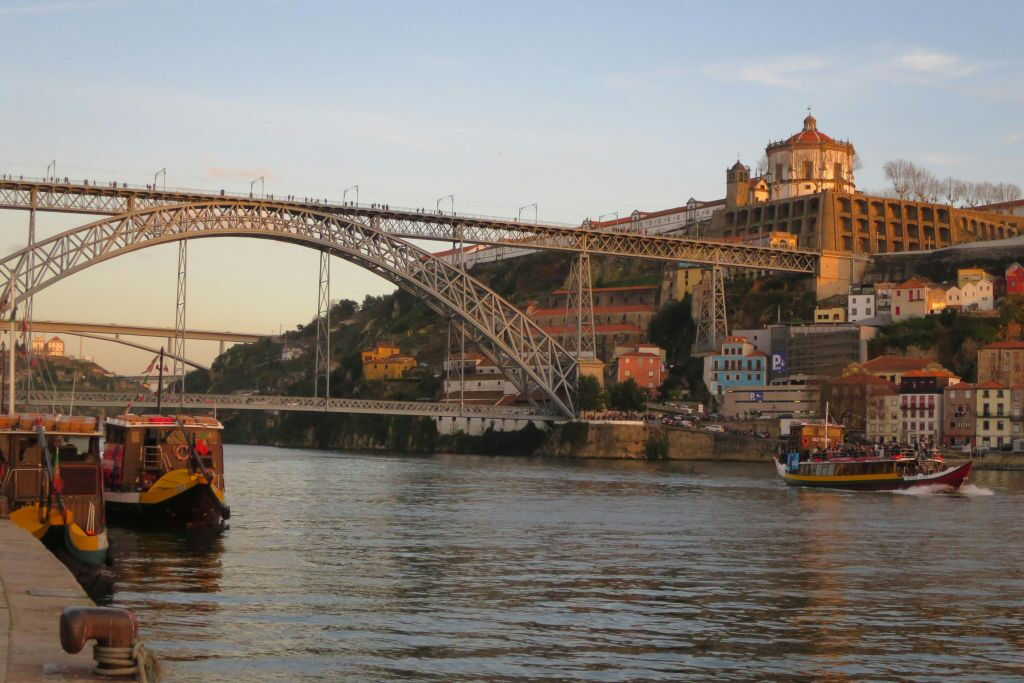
1 0 1023 375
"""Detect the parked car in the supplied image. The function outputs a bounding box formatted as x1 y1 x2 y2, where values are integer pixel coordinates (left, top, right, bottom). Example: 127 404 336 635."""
704 424 725 433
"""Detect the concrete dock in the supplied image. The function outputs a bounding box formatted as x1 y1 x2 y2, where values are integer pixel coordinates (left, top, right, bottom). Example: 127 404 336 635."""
1 519 102 682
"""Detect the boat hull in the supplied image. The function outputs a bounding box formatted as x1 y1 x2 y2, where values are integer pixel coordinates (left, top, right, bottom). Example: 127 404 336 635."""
106 470 228 532
775 460 973 491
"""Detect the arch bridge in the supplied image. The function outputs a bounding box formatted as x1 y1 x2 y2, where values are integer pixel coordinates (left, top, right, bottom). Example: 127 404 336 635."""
0 177 822 418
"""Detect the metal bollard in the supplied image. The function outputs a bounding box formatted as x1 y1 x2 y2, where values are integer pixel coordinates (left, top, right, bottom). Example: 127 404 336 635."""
60 607 159 680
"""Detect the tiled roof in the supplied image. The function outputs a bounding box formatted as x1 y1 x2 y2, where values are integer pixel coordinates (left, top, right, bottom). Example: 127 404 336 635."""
551 285 656 295
982 341 1024 350
531 304 655 316
902 369 957 378
539 323 642 335
974 380 1008 389
860 356 933 372
834 373 898 387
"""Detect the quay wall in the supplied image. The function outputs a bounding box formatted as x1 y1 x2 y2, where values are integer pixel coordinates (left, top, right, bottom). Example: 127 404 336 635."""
0 520 102 681
536 422 779 461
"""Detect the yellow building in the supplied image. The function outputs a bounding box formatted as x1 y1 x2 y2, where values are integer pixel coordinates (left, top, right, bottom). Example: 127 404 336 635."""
361 342 401 364
663 266 703 301
361 342 416 381
866 385 900 444
975 381 1012 448
957 267 989 288
814 307 846 323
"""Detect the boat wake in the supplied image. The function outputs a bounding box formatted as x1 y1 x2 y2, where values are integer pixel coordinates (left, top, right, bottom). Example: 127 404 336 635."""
889 483 994 497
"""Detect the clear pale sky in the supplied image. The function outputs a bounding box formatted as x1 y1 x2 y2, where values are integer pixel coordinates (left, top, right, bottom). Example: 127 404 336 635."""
1 0 1022 375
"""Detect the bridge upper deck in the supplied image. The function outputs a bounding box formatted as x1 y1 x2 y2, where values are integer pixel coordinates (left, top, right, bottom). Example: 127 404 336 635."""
0 177 819 273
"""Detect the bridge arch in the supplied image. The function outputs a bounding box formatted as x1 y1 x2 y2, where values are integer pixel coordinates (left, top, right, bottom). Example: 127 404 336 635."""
0 201 577 416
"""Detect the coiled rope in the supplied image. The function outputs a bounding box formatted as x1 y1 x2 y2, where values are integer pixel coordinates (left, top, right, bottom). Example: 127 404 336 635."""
93 640 160 681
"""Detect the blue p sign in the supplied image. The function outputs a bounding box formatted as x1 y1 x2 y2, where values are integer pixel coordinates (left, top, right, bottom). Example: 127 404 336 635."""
771 352 786 373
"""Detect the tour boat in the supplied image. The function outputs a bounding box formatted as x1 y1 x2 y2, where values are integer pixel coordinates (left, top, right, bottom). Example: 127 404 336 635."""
102 413 230 532
0 414 112 596
776 421 973 492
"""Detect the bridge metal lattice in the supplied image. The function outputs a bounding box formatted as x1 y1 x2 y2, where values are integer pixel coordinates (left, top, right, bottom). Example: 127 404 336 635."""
0 179 819 272
693 266 729 354
0 201 578 417
564 251 596 362
19 390 563 420
315 250 330 398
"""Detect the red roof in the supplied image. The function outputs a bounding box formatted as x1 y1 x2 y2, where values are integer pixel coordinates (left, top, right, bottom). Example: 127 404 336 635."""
745 351 768 358
902 369 957 379
860 356 932 373
783 115 836 145
551 284 656 295
618 352 662 360
531 304 655 316
539 323 642 335
974 380 1008 389
982 341 1024 350
895 277 932 289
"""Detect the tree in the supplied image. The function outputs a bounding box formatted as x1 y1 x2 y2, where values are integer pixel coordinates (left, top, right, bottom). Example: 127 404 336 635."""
940 176 966 205
606 378 647 412
578 374 605 411
883 159 914 199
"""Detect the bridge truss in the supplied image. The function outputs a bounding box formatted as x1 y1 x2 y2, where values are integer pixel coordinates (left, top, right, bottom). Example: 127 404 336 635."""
0 178 824 416
0 201 579 417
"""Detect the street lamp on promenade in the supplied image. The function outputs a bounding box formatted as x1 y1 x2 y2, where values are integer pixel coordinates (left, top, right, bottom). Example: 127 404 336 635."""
250 176 264 198
46 160 56 181
154 168 166 191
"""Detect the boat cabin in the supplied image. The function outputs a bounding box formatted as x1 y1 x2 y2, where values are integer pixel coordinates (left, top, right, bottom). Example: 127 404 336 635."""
0 413 104 531
787 422 845 456
102 414 224 493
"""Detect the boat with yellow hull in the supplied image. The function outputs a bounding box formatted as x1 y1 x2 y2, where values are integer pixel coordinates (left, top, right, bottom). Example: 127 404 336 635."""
0 414 112 596
777 421 973 492
102 414 230 531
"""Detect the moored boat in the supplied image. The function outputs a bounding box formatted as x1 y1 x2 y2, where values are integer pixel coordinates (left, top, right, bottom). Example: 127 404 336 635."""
102 413 230 531
0 413 113 596
776 421 973 492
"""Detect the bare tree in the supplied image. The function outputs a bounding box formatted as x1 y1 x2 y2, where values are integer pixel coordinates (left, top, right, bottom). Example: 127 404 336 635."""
755 154 769 178
883 159 914 199
994 182 1022 204
940 176 965 205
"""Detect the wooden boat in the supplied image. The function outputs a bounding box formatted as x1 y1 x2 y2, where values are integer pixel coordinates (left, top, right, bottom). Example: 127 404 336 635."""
776 421 972 492
0 413 112 596
101 413 230 531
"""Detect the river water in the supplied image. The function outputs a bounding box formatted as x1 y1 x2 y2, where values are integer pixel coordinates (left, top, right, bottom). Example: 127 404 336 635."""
103 446 1024 681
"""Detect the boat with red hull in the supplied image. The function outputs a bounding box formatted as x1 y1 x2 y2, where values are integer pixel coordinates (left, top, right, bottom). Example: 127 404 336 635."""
776 421 974 492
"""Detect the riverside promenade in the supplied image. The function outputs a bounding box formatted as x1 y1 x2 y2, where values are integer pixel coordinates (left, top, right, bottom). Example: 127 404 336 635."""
0 520 101 682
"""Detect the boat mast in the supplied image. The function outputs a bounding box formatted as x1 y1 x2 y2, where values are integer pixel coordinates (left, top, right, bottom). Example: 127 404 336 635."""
824 401 830 450
156 347 164 415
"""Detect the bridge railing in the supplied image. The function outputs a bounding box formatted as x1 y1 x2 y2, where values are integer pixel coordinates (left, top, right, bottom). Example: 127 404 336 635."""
16 390 563 421
0 174 580 228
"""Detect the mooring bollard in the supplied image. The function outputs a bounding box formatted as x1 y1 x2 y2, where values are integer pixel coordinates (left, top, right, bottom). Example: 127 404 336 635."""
59 606 160 681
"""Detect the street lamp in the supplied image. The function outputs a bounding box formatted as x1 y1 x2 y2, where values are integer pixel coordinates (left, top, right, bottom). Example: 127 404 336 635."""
154 168 166 191
518 203 537 224
250 176 264 197
343 184 359 206
436 194 454 216
597 212 618 224
46 160 56 181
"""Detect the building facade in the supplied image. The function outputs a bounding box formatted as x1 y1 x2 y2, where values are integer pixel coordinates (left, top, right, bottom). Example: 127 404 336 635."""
866 384 901 443
977 341 1024 385
899 370 959 445
848 292 876 322
943 383 978 448
722 375 821 419
616 345 666 393
703 336 767 398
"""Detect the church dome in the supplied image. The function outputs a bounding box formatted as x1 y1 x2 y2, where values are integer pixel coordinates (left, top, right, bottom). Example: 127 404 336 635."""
785 113 835 144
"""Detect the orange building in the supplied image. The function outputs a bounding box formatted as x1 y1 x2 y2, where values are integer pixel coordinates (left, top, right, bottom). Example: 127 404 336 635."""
361 342 416 380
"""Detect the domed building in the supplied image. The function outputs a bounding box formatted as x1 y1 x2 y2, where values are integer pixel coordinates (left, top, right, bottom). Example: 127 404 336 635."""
765 114 856 200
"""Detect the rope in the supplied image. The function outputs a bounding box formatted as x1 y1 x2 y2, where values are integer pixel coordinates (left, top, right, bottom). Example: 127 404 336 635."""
93 640 159 681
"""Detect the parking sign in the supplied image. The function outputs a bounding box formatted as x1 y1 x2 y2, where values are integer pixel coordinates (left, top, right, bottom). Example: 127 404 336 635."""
771 352 787 373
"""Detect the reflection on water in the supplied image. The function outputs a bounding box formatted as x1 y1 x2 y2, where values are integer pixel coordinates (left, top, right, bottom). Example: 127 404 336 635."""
105 447 1024 681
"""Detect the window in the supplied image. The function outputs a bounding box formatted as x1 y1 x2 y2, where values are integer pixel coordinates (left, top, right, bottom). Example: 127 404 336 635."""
803 161 813 178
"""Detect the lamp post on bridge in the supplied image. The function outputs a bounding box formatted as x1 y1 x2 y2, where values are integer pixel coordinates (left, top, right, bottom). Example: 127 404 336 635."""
597 212 618 225
154 168 166 191
45 160 56 181
518 203 538 224
343 185 359 206
436 194 454 216
250 176 264 198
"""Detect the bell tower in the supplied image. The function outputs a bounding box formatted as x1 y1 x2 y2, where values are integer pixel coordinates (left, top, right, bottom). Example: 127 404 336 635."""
726 160 750 209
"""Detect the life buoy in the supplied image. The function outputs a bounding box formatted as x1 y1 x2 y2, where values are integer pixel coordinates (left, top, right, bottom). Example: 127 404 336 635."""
173 445 189 462
800 437 810 448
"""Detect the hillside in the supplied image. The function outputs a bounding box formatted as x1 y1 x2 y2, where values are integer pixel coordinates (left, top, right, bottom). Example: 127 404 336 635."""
25 354 139 393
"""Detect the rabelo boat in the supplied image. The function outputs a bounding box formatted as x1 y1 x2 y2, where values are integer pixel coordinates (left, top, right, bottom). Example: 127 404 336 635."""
0 413 112 595
102 413 230 531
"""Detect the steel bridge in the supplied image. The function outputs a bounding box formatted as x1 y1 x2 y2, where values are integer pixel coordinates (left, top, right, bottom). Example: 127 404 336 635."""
18 390 559 421
0 176 823 419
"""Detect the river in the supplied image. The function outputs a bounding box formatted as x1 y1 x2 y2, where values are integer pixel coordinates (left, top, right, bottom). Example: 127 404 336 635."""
103 446 1024 681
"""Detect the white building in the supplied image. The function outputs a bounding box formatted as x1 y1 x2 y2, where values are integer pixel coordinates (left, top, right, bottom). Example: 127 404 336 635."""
961 279 995 311
847 292 876 322
764 114 856 200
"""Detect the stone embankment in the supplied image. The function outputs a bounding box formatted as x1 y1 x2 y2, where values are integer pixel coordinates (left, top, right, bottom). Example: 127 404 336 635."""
0 520 102 681
536 421 779 461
